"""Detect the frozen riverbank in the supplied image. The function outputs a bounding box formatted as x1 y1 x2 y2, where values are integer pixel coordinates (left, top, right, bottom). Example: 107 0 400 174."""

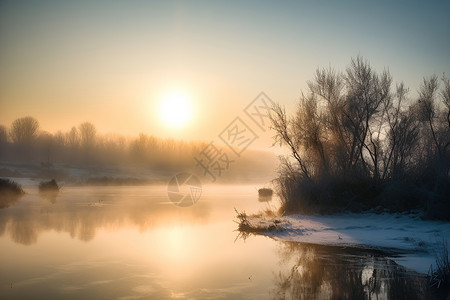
241 212 450 274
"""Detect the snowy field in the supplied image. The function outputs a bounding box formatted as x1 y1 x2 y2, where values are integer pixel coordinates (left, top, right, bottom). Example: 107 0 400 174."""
246 212 450 274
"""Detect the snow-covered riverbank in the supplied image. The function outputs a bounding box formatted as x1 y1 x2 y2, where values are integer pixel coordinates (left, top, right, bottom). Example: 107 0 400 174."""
243 212 450 274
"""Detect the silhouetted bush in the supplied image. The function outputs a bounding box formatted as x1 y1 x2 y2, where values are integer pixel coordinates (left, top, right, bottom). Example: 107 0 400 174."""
0 178 24 194
38 179 60 191
0 178 24 208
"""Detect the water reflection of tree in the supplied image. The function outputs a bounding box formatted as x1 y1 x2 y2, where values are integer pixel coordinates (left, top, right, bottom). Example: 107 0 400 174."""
39 190 59 204
0 192 211 245
272 241 432 300
0 194 21 209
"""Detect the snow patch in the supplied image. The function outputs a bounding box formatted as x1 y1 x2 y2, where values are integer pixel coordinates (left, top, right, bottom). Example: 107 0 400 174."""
245 212 450 274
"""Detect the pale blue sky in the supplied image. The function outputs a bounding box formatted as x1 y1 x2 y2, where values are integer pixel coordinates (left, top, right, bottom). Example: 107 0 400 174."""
1 0 449 142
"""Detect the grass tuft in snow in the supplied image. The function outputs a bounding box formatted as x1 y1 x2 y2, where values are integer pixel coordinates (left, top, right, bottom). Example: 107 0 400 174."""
234 207 285 238
429 238 450 295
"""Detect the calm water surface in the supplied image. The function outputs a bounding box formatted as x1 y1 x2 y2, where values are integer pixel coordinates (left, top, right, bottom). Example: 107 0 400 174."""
0 185 432 299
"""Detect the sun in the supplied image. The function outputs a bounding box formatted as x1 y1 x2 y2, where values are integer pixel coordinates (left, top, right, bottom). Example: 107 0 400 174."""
159 90 192 128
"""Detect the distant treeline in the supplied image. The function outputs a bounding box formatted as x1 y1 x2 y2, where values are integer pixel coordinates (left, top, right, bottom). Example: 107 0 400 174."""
0 118 277 179
0 119 205 169
272 57 450 219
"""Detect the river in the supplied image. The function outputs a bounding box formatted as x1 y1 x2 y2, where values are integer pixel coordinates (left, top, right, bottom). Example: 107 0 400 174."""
0 185 433 299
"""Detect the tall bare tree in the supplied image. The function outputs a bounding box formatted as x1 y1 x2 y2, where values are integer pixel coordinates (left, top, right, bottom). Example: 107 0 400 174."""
9 116 39 145
78 122 96 150
0 125 7 144
271 57 450 216
66 126 79 149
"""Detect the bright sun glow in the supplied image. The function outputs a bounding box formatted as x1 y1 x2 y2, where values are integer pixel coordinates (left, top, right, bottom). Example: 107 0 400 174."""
159 90 192 128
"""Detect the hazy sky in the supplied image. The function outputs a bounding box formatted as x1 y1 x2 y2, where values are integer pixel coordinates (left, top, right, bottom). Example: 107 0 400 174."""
1 0 449 144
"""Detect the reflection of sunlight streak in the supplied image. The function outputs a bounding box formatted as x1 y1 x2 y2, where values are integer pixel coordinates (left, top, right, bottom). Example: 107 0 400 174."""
150 225 211 282
176 174 191 203
166 227 187 261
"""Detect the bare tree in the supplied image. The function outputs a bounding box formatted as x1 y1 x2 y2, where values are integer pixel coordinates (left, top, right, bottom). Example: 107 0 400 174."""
308 68 348 174
343 57 392 181
37 131 54 166
270 57 449 216
0 125 7 144
9 116 39 145
418 76 441 156
440 75 450 151
271 103 312 181
0 125 8 159
53 131 65 147
66 126 79 149
78 122 96 150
